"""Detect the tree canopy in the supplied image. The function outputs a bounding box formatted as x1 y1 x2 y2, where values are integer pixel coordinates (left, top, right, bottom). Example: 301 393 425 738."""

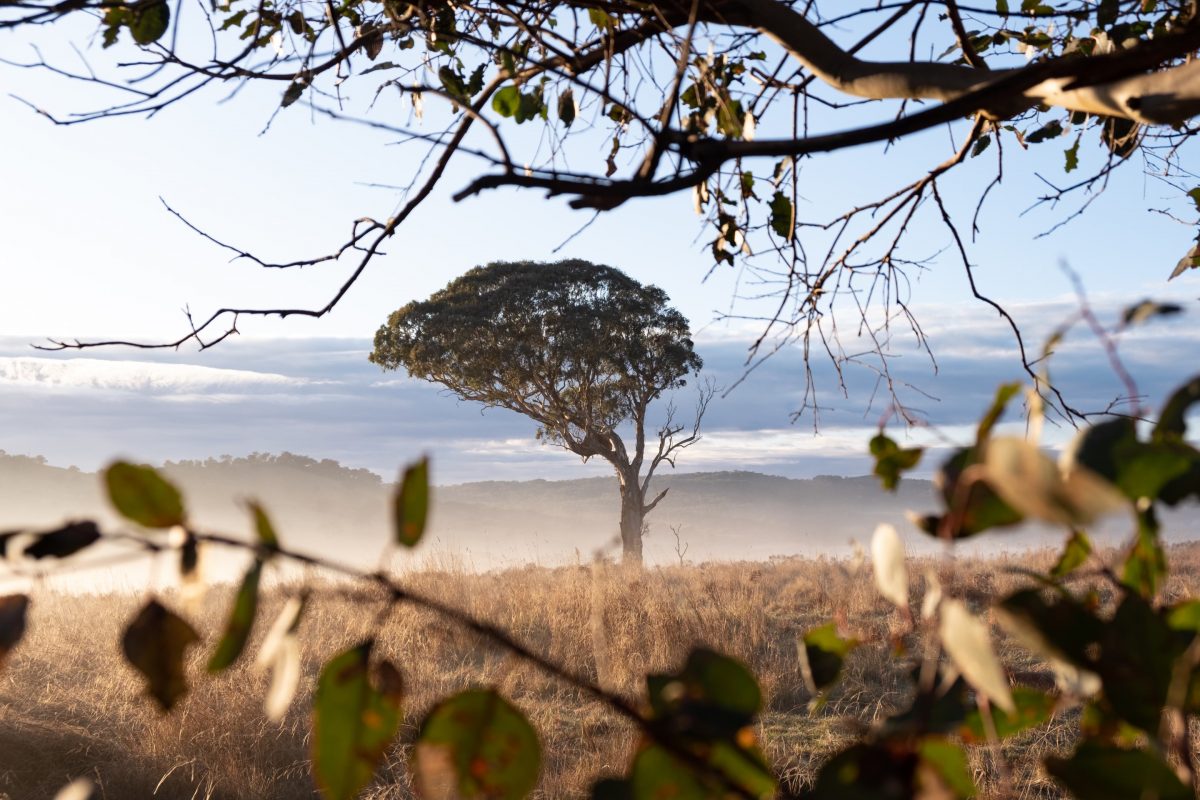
7 0 1200 413
370 259 706 561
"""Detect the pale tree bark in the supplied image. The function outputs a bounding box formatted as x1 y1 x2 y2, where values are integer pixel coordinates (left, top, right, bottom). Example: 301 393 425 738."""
707 0 1200 125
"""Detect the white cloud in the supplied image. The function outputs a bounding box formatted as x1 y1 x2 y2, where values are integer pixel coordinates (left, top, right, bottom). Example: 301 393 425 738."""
0 357 308 394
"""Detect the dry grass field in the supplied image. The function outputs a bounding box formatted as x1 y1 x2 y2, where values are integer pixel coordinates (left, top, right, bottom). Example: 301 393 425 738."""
4 545 1200 800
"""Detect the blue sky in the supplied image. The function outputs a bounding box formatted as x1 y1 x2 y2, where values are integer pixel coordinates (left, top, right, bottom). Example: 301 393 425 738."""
3 18 1200 484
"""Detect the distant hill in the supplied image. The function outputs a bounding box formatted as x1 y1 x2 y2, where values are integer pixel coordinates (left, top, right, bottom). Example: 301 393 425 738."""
4 450 1195 574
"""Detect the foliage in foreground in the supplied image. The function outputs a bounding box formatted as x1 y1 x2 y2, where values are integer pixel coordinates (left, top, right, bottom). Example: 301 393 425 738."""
3 372 1200 798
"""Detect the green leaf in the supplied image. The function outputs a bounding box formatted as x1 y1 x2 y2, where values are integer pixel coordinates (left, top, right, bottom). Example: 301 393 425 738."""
1154 375 1200 442
996 589 1103 668
707 741 775 799
1025 119 1064 144
394 456 430 547
207 560 262 673
313 641 404 800
281 80 307 108
1122 509 1166 600
361 61 401 75
768 191 792 240
996 0 1009 14
466 64 486 97
558 88 576 127
218 9 247 31
102 6 127 46
960 687 1054 742
802 622 857 690
1045 742 1191 800
1051 530 1091 577
1167 599 1200 631
648 648 762 734
971 134 992 158
414 688 540 799
869 434 923 491
105 462 186 528
916 738 975 798
438 65 467 99
492 85 521 117
23 521 101 560
1097 592 1175 732
587 7 613 29
811 740 922 799
1064 135 1081 172
122 599 200 712
248 501 279 549
0 594 29 670
628 742 773 800
933 448 1024 538
976 382 1021 443
130 0 171 45
630 746 708 800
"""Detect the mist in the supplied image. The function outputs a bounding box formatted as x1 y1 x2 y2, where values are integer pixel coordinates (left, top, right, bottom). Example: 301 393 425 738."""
5 450 1196 595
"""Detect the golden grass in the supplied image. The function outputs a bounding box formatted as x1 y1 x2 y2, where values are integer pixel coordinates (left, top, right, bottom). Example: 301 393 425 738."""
4 544 1200 799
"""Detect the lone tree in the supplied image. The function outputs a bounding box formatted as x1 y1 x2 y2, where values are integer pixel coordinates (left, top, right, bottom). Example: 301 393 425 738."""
9 1 1200 416
370 259 707 564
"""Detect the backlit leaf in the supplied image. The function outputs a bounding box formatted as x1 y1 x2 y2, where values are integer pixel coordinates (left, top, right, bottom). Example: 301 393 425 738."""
493 85 521 117
255 596 305 721
105 462 186 528
207 559 262 672
916 738 975 798
960 686 1054 742
248 501 279 549
976 382 1021 443
802 622 857 690
52 778 96 800
414 688 539 799
869 434 923 491
313 641 404 800
629 746 707 800
122 599 200 712
1122 509 1166 599
871 524 908 609
394 456 430 547
940 599 1015 713
985 437 1126 526
1051 530 1091 578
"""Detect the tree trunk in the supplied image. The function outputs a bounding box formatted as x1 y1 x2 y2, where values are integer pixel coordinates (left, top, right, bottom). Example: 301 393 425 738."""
618 477 645 566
